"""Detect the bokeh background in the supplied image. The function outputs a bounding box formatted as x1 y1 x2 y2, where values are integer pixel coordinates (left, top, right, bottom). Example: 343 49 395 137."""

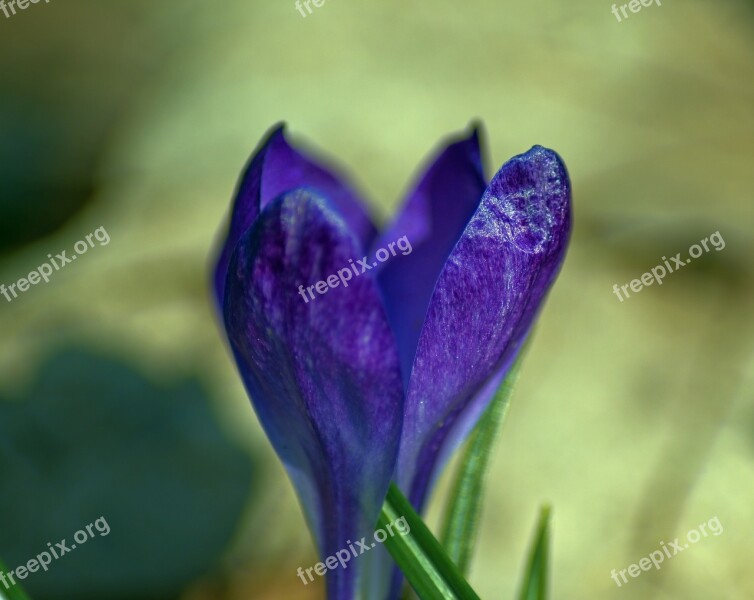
1 0 752 598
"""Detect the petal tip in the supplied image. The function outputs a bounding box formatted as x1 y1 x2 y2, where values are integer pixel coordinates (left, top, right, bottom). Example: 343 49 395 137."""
466 119 484 142
485 144 571 255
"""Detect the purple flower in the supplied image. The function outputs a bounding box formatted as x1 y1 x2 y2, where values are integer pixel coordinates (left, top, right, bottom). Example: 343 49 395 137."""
213 123 571 599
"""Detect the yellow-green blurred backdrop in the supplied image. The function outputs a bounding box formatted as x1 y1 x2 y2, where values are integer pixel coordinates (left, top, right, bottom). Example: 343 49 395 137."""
0 1 752 599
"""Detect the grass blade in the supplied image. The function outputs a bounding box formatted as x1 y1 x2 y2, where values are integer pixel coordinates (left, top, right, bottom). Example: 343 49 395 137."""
440 351 526 573
0 558 32 600
379 483 481 600
517 505 551 600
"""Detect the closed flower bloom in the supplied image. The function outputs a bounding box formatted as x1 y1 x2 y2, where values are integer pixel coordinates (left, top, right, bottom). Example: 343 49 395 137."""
213 123 571 599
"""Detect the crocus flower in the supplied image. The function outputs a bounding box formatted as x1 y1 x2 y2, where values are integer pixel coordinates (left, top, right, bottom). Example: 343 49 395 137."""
213 123 571 599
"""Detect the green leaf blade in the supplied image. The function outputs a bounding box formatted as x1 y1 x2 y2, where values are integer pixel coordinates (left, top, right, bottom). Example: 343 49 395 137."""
440 350 526 574
517 505 551 600
379 484 481 600
0 559 33 600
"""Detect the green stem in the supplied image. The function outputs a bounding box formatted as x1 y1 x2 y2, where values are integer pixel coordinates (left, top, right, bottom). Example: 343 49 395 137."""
0 558 32 600
440 350 526 573
517 505 551 600
379 483 481 600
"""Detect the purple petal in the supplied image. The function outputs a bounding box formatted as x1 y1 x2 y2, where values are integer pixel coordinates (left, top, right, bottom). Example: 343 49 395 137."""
374 127 487 386
214 124 377 305
222 189 403 600
397 145 572 509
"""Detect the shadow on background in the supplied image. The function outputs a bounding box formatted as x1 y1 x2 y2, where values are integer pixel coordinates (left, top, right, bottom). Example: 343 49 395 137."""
0 1 166 255
0 347 257 600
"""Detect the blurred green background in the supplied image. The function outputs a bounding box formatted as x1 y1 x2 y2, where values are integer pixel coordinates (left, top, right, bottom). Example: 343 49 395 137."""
0 0 752 598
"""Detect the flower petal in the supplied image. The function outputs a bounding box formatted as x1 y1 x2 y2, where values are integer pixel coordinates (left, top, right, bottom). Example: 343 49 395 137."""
374 126 487 385
214 124 377 304
222 188 403 599
397 145 572 509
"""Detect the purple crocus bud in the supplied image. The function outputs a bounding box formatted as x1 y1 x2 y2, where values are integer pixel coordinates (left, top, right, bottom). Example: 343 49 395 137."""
215 126 402 600
385 136 572 513
213 123 571 600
